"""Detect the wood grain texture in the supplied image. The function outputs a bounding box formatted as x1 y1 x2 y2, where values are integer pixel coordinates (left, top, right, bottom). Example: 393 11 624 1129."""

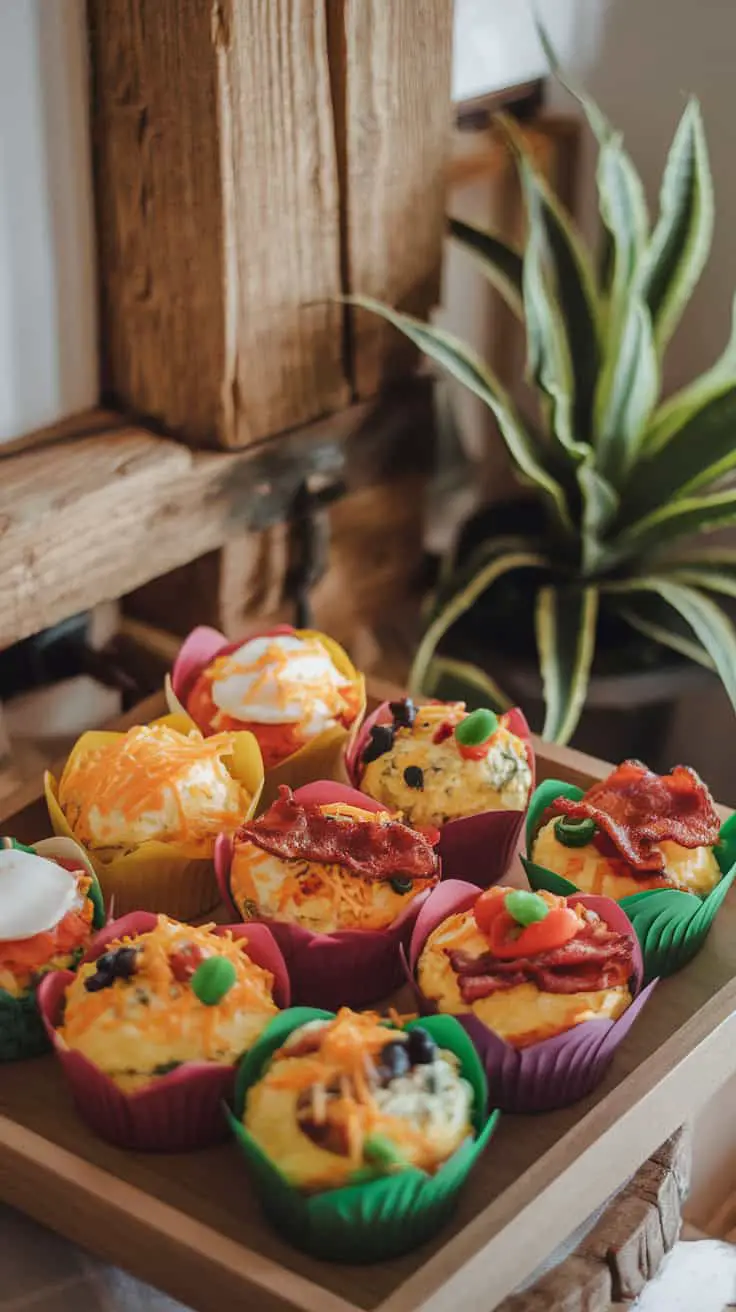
341 0 453 396
0 388 430 651
0 711 734 1312
89 0 346 447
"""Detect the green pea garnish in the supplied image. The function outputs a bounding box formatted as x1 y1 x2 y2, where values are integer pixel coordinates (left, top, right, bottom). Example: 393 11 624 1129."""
454 708 499 747
363 1134 407 1170
554 816 597 848
505 889 549 926
191 956 237 1006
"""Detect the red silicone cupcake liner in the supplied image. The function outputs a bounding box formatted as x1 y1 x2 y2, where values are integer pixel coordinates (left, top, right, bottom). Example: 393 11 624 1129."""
407 880 656 1113
37 913 290 1152
345 702 534 886
215 781 438 1010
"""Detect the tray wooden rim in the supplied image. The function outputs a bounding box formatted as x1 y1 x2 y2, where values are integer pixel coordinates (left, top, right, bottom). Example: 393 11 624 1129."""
0 688 734 1312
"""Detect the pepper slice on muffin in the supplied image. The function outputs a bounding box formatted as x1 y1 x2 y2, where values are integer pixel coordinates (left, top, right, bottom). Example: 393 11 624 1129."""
45 712 263 918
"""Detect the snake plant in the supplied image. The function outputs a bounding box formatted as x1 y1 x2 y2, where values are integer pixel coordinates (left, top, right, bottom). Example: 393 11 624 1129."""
350 38 736 744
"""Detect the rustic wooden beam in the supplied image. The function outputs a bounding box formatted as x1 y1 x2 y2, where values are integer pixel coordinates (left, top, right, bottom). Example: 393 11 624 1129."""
338 0 454 396
88 0 347 447
0 384 432 652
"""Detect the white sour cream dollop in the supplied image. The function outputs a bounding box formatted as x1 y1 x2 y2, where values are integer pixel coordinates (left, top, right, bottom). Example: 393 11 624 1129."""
210 634 351 732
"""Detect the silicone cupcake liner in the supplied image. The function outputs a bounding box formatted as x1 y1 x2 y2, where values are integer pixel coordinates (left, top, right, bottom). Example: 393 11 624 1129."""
167 624 366 807
408 880 656 1113
37 912 290 1151
215 782 437 1009
44 711 264 919
521 779 736 981
227 1006 499 1262
0 836 105 1062
344 701 534 885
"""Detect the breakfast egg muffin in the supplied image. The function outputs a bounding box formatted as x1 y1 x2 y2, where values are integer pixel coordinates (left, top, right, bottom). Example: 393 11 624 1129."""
358 700 532 829
56 722 252 855
417 887 634 1048
186 630 363 769
0 841 98 1003
229 787 439 934
530 761 722 900
243 1008 473 1191
58 916 279 1091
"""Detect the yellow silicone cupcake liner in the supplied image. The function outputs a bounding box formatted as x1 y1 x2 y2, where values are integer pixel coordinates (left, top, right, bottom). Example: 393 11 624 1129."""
44 711 264 918
166 627 366 809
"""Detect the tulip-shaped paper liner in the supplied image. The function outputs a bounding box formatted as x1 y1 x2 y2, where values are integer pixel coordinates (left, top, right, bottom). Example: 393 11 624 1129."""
345 702 534 885
0 836 105 1062
44 711 264 920
408 880 656 1114
215 781 437 1009
521 779 736 981
37 911 290 1151
167 624 367 807
227 1006 499 1263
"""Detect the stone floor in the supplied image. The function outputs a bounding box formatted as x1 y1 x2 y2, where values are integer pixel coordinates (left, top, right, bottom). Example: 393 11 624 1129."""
1 1202 734 1311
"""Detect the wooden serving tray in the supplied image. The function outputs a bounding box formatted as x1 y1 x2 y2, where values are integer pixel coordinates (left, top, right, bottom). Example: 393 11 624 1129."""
0 691 734 1312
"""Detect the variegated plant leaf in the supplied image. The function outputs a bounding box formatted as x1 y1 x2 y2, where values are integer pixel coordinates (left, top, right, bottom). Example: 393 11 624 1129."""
449 218 524 319
641 98 714 354
622 385 736 522
577 457 619 576
593 295 659 482
642 293 736 455
420 654 512 712
535 585 599 744
608 487 736 564
345 297 573 532
409 547 550 697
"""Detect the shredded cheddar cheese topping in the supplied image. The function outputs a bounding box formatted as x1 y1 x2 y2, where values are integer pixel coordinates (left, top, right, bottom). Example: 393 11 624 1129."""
58 724 249 850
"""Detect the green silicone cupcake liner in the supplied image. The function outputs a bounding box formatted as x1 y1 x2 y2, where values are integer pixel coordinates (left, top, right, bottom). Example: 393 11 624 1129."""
228 1007 499 1263
0 836 105 1061
522 780 736 980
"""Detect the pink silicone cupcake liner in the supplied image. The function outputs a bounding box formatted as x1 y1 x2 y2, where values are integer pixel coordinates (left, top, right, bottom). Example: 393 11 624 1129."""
170 624 295 707
407 880 656 1113
345 702 534 886
215 781 438 1010
37 913 290 1152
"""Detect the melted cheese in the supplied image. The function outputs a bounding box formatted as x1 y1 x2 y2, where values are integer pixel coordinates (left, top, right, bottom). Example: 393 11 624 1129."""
417 911 631 1049
231 801 437 932
204 634 354 731
361 703 532 828
243 1009 472 1191
58 724 249 851
531 821 722 899
59 916 277 1085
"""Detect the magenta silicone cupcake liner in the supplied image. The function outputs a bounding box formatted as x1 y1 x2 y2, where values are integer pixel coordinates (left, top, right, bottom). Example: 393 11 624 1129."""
215 781 438 1010
345 702 534 886
407 880 656 1113
37 912 290 1152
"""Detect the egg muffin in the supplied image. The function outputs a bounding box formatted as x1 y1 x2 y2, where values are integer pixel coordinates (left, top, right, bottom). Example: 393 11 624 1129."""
358 700 532 830
0 841 98 1002
58 916 279 1091
243 1008 473 1192
56 722 251 854
530 761 722 900
417 887 634 1048
186 630 363 770
229 787 439 934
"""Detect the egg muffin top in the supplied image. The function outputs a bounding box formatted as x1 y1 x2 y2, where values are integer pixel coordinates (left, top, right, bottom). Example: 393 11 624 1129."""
58 723 250 852
0 846 96 998
230 788 439 933
243 1008 473 1192
59 916 278 1089
359 701 532 829
187 632 362 767
417 888 634 1048
530 760 722 900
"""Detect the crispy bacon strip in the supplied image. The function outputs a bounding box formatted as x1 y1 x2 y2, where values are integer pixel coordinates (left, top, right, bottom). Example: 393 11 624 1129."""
237 786 438 881
449 920 633 1001
555 760 720 872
